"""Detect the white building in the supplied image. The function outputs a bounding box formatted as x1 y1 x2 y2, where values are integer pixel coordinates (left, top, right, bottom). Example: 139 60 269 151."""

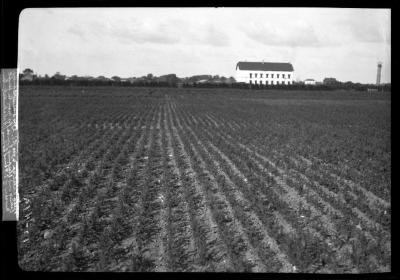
304 79 316 85
235 61 294 85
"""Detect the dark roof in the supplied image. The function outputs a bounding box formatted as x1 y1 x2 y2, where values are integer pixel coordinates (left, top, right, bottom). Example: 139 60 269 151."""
236 61 294 72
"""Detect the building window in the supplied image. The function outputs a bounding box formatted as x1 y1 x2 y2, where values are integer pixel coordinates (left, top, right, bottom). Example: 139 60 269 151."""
266 81 269 85
283 74 285 79
255 73 258 78
250 73 252 78
271 74 274 78
266 74 269 78
249 80 252 84
255 80 257 84
259 80 262 85
288 74 291 79
271 81 274 85
260 74 263 78
277 74 280 78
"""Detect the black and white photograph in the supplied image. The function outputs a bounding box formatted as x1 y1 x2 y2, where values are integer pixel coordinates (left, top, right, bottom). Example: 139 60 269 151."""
14 7 390 273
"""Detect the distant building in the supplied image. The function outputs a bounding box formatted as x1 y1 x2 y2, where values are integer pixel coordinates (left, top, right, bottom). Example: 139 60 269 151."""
111 76 121 82
157 74 179 85
323 77 339 85
21 73 34 81
126 77 138 83
376 62 382 85
135 77 146 82
235 61 294 85
226 77 236 84
52 72 66 80
188 75 212 83
21 69 35 81
304 79 316 85
95 76 111 82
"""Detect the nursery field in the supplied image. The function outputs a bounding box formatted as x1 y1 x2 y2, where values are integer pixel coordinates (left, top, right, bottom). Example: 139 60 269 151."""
17 86 391 272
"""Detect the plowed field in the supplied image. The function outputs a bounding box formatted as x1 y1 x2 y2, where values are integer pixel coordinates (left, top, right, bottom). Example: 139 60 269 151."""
18 86 391 272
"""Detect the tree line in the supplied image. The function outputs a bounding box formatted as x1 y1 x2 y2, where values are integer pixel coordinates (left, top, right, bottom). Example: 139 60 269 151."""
19 69 390 92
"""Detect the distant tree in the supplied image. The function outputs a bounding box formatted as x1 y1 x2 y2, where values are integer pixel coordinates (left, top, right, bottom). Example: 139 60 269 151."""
147 73 153 80
111 76 121 82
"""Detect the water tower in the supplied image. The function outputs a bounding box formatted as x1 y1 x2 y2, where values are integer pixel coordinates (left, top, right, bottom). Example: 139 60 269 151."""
376 62 382 85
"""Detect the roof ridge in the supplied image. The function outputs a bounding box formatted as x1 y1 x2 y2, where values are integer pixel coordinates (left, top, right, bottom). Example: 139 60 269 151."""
237 61 294 71
238 61 291 63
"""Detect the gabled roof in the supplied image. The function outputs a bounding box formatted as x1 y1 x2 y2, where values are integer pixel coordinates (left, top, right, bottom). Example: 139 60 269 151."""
236 61 294 72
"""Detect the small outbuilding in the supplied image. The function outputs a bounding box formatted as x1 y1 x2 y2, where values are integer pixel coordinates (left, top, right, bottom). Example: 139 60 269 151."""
304 79 316 85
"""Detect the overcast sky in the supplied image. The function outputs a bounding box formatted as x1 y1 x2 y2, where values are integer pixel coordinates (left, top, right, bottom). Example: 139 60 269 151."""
18 8 391 83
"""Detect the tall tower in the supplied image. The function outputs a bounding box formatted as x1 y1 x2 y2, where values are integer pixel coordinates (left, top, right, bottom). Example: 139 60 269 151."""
376 62 382 85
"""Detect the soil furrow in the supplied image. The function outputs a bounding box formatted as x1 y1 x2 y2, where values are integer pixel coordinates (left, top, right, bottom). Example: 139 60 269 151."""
164 97 234 271
169 101 268 272
177 105 364 272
